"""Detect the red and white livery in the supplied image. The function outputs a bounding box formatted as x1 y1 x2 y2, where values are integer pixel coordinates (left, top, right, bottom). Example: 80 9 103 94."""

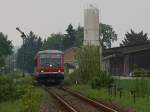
34 50 64 84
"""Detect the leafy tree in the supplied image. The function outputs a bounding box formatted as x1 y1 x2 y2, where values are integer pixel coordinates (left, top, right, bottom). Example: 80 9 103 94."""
42 33 64 50
75 26 84 47
0 32 13 68
17 31 42 73
120 29 149 46
100 23 117 48
76 45 100 83
42 23 117 52
63 23 117 49
63 24 76 50
42 24 81 51
68 23 117 49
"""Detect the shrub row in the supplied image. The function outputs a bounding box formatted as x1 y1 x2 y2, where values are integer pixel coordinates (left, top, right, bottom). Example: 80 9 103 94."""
64 45 114 88
0 72 46 112
91 71 114 89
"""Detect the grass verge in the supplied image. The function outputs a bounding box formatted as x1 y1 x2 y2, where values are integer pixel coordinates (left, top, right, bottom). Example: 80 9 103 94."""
0 87 48 112
70 84 150 112
0 100 20 112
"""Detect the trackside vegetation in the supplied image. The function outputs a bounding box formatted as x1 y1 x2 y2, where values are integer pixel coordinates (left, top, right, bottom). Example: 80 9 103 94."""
64 45 150 112
0 72 48 112
64 45 114 88
70 83 150 112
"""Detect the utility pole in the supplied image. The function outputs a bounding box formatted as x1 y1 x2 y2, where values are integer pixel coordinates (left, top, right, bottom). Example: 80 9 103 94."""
16 27 27 77
99 24 102 71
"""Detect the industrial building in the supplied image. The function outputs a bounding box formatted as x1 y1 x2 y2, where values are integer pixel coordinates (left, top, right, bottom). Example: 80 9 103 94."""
102 43 150 76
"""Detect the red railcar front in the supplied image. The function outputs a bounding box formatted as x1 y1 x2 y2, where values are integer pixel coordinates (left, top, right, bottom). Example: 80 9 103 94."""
34 50 64 84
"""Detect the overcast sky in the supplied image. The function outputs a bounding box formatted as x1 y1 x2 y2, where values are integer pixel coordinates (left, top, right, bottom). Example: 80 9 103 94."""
0 0 149 47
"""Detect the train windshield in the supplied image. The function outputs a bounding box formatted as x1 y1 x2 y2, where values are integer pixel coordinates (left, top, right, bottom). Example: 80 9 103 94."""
40 53 61 68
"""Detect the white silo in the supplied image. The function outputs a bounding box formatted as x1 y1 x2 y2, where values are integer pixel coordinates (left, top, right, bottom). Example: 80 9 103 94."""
84 5 100 46
84 4 102 69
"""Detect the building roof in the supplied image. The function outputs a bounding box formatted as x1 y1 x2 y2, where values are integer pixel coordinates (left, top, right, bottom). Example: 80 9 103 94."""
38 50 63 54
64 47 79 54
103 42 150 57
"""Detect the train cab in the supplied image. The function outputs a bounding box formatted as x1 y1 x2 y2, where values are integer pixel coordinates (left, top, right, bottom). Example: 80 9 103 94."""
34 50 64 84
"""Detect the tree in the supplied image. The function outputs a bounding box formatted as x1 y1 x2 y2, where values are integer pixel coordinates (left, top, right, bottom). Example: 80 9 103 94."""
100 23 117 48
76 45 100 83
16 31 42 73
69 23 117 49
42 33 65 50
120 29 149 46
0 32 13 68
63 24 76 50
42 23 117 51
42 24 79 51
75 26 84 47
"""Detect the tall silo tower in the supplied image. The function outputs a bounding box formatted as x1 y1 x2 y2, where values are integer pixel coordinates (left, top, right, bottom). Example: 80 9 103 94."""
84 5 102 69
84 5 100 46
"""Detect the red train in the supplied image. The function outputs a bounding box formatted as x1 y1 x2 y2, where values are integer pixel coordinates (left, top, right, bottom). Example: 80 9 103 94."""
34 50 64 84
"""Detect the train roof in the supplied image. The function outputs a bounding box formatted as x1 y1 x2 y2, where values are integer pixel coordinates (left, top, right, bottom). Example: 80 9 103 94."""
37 50 63 55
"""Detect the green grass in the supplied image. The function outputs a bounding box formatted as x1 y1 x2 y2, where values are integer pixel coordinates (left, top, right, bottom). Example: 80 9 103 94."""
0 87 48 112
36 87 50 109
0 100 20 112
115 79 150 91
70 83 150 112
0 72 49 112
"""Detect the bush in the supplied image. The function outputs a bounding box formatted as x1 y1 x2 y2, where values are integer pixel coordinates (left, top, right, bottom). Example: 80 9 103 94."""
91 71 114 89
91 76 102 89
65 45 114 87
0 73 34 102
63 74 73 86
0 72 46 112
76 45 101 83
0 75 16 102
132 69 150 77
20 85 42 112
132 68 150 97
64 70 80 86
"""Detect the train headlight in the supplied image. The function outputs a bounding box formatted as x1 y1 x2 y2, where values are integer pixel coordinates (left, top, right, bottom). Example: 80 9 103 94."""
58 70 61 73
41 70 44 73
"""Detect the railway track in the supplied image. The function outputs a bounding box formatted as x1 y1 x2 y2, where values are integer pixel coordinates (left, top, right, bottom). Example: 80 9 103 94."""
46 87 119 112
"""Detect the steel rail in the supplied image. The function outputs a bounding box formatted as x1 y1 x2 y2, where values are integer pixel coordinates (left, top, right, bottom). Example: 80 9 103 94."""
47 88 78 112
62 87 119 112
